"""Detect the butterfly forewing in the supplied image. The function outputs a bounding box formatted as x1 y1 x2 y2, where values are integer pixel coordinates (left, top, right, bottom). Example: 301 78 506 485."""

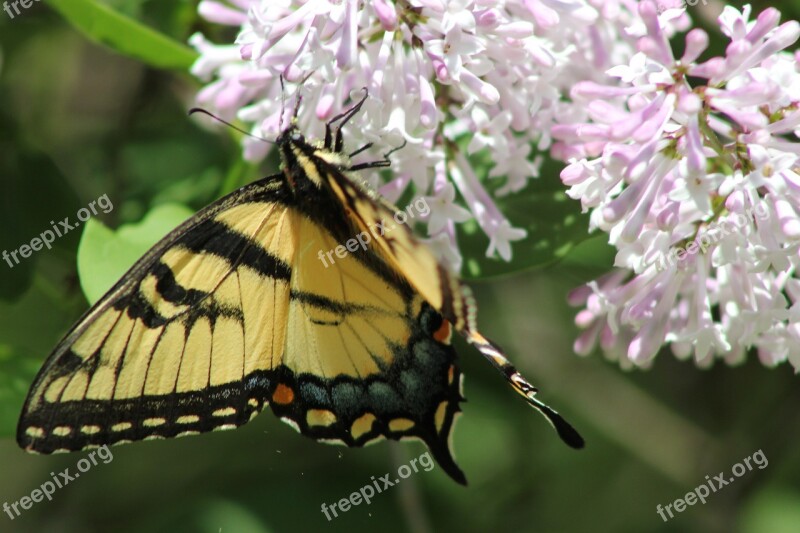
17 177 295 452
324 172 469 330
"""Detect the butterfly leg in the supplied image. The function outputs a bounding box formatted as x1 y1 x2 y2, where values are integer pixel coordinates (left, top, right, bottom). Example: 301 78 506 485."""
348 142 374 158
348 140 408 172
324 88 370 152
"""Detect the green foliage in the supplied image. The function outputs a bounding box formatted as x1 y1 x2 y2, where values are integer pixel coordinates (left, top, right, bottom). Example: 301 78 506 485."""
740 487 800 533
77 203 194 304
0 345 39 442
0 109 80 300
454 143 598 280
459 181 594 280
44 0 197 69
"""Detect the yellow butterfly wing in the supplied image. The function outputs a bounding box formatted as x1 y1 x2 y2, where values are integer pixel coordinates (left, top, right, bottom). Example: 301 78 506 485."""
277 210 466 482
17 177 295 452
18 164 467 482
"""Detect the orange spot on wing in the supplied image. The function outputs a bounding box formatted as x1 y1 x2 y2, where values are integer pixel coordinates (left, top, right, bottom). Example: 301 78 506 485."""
434 320 452 344
272 384 295 405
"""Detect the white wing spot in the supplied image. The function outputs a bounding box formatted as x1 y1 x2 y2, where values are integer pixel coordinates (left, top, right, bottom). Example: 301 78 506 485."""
25 427 45 438
280 417 301 434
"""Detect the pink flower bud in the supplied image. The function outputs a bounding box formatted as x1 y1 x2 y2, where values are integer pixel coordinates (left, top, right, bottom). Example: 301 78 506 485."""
373 0 398 30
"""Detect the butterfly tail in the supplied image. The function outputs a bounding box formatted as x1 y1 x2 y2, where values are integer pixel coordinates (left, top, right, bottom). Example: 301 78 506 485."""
424 432 468 486
466 330 585 450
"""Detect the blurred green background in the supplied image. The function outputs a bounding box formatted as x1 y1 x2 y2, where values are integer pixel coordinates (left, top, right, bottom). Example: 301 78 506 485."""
2 1 800 532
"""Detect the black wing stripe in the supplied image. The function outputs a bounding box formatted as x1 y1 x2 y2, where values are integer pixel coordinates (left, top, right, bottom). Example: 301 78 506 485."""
179 219 292 280
151 262 209 306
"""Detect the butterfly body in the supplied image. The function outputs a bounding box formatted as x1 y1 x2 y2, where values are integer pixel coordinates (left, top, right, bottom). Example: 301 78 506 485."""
18 93 582 485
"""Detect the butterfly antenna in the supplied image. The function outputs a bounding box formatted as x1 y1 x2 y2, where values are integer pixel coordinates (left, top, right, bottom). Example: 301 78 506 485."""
294 71 315 122
278 70 314 131
279 75 287 131
189 108 275 145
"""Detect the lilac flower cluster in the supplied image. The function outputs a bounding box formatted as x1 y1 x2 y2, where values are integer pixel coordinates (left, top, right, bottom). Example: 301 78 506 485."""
191 1 800 372
561 4 800 370
190 0 599 271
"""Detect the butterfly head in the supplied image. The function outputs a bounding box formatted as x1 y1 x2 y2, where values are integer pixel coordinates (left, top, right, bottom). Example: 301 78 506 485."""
277 125 305 146
276 124 337 196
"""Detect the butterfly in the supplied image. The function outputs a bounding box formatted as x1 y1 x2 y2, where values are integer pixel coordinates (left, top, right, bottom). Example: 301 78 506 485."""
17 89 583 485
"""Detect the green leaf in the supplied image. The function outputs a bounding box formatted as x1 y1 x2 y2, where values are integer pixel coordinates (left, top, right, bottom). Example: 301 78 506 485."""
555 234 618 285
44 0 198 70
77 203 194 304
741 487 800 533
192 499 274 533
458 157 594 280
